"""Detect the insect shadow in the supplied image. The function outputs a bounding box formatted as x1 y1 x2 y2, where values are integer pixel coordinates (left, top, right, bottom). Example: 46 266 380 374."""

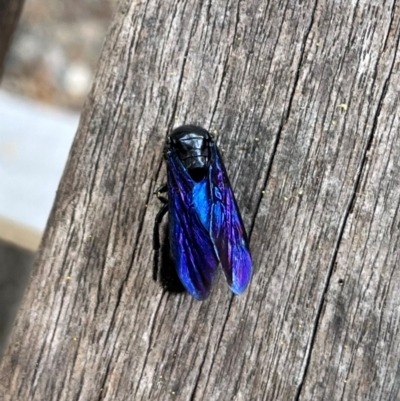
158 221 186 294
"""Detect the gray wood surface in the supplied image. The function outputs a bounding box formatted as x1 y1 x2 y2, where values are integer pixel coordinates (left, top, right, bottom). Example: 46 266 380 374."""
1 1 399 400
0 0 25 78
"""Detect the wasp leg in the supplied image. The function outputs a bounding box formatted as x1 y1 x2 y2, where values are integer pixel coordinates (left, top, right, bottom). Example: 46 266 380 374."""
153 203 168 281
154 183 168 204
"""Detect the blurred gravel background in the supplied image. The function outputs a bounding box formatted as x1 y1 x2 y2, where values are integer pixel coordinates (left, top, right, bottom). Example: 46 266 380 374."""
2 0 117 110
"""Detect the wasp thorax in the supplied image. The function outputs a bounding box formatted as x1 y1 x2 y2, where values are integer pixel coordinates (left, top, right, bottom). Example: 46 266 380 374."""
170 127 212 181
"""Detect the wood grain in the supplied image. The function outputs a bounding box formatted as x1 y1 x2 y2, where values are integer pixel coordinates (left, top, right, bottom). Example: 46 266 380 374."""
1 1 399 400
300 6 400 398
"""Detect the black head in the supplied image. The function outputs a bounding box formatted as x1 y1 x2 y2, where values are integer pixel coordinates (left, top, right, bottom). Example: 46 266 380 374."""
168 125 213 181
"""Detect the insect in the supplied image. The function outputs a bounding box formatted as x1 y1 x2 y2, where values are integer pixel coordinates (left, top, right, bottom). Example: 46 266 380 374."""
153 125 252 300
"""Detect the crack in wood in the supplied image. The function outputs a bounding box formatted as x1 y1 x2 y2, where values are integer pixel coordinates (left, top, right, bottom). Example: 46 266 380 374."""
3 1 400 400
248 0 319 240
294 11 400 399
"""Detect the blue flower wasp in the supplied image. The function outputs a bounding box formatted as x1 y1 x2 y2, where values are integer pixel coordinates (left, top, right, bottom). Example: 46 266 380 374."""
153 125 252 300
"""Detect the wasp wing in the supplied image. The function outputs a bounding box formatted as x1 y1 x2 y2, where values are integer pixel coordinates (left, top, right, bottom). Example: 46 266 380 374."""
209 144 252 295
166 151 219 300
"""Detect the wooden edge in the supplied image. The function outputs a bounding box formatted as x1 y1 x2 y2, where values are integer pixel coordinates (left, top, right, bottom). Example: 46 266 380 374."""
0 216 41 251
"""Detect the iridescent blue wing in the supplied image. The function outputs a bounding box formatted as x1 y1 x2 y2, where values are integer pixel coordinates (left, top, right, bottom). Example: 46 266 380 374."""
209 144 252 294
166 151 219 300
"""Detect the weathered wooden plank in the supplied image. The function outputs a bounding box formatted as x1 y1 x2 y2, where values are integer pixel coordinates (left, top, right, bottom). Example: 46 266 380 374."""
243 3 400 400
0 1 398 400
300 10 400 400
0 0 25 78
